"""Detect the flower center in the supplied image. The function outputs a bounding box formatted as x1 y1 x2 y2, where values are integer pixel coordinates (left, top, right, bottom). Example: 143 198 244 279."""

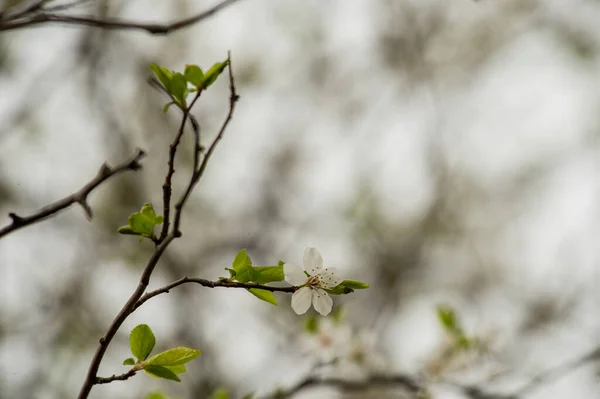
306 274 321 288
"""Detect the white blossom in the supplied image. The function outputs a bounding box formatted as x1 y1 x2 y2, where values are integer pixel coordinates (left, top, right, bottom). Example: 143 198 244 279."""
284 247 342 316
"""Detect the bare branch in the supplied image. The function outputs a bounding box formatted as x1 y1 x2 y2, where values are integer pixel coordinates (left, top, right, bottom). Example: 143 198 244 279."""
0 0 244 34
158 90 203 242
0 149 146 240
95 370 137 385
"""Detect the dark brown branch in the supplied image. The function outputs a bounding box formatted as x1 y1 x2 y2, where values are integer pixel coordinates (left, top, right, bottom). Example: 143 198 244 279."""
0 0 244 34
158 90 203 242
134 277 295 311
77 233 176 399
0 149 145 240
95 369 137 384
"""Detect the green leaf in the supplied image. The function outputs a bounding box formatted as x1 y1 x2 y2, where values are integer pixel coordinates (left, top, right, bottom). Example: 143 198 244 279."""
143 365 181 382
122 357 135 366
119 203 163 239
436 305 458 332
201 59 229 89
248 288 277 305
233 249 252 270
208 388 230 399
184 64 205 87
324 280 369 295
170 72 188 107
149 64 173 92
165 363 186 375
225 268 236 278
242 394 255 399
232 249 258 283
162 102 175 113
130 324 156 361
117 226 138 235
324 285 354 295
141 203 157 219
339 280 369 289
253 266 284 284
146 346 201 366
305 315 319 334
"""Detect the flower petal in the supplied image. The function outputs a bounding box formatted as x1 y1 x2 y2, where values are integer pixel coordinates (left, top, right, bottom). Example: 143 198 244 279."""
303 247 323 274
291 287 312 315
317 267 343 288
284 263 308 286
312 288 333 316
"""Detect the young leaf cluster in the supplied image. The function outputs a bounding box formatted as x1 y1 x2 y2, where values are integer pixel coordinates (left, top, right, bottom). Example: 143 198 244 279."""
149 59 229 112
123 324 201 382
223 249 286 305
117 203 164 242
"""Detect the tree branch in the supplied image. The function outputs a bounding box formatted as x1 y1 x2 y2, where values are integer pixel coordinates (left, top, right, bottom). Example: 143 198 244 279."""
0 148 145 240
95 369 137 385
0 0 244 34
134 277 295 311
77 55 239 399
158 90 203 242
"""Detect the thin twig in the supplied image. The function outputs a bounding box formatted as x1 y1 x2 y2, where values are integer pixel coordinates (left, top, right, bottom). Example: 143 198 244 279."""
172 53 239 234
134 277 295 311
158 91 203 242
0 149 145 240
95 369 137 384
0 0 244 34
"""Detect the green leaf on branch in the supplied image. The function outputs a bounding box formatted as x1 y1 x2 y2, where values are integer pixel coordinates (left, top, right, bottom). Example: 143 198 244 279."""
146 346 201 366
117 203 163 241
170 72 188 108
208 388 230 399
253 266 284 284
232 249 258 283
130 324 156 361
339 280 369 290
184 64 205 87
201 59 229 89
324 280 370 295
248 288 277 305
149 64 173 92
162 102 175 113
122 357 135 366
143 365 181 382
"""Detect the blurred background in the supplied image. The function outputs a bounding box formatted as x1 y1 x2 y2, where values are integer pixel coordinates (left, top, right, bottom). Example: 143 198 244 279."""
1 0 600 398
